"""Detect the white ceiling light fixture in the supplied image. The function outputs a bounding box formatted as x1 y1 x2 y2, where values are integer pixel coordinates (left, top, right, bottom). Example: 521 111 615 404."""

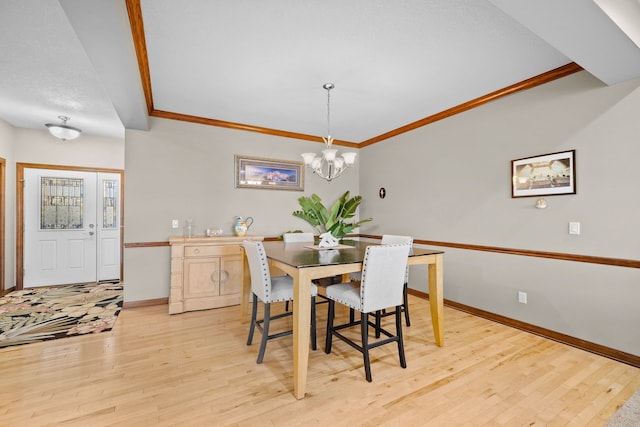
45 116 82 141
301 83 357 182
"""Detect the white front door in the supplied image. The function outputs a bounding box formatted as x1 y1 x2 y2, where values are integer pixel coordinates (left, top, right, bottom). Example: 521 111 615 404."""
23 168 121 287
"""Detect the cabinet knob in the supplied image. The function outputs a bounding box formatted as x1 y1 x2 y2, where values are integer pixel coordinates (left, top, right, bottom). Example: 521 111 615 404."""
220 270 229 284
194 248 200 254
210 271 220 285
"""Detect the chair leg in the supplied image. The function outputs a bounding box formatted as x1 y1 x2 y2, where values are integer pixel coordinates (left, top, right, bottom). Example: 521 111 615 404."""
247 294 258 345
396 305 407 369
362 312 372 382
285 301 290 312
311 296 317 350
375 310 382 338
256 302 271 364
325 300 335 354
403 283 411 327
349 307 355 323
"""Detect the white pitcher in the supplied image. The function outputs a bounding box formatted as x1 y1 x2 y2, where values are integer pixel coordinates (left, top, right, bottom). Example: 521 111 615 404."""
234 216 253 236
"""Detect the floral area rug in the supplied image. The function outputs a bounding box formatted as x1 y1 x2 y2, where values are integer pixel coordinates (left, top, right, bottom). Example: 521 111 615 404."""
0 282 123 348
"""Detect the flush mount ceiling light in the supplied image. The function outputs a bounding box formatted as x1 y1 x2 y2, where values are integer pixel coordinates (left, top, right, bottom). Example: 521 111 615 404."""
45 116 82 141
301 83 357 182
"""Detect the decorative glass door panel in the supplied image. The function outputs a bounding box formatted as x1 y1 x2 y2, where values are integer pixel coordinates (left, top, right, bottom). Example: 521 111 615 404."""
102 179 117 229
40 177 84 230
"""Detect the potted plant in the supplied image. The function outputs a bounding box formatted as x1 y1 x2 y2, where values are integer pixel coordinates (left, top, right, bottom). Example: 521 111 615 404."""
292 191 372 240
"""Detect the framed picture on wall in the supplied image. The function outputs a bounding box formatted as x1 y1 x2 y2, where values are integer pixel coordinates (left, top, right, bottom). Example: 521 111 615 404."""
235 155 304 191
511 150 576 197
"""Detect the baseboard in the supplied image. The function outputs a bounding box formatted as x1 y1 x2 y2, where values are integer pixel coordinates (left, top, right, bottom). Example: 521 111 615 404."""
407 288 640 369
123 297 168 309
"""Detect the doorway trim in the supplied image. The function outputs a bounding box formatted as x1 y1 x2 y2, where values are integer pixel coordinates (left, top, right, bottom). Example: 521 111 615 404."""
16 163 124 290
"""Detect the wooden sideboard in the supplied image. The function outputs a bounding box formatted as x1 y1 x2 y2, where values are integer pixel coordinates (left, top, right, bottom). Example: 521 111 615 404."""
169 235 263 314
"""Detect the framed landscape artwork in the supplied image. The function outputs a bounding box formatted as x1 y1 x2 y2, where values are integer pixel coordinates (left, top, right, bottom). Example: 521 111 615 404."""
235 155 304 191
511 150 576 198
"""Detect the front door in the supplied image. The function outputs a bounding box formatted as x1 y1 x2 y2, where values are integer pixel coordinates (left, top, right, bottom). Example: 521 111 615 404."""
23 168 120 287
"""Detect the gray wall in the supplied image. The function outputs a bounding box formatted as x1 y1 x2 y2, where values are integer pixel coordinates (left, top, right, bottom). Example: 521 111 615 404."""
123 117 359 302
13 128 124 169
359 71 640 355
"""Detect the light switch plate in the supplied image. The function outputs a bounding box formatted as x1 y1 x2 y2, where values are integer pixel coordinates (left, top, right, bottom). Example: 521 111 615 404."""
518 291 528 304
569 222 580 235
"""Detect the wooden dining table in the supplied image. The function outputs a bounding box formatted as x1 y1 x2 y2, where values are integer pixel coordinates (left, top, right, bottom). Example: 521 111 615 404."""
240 239 445 399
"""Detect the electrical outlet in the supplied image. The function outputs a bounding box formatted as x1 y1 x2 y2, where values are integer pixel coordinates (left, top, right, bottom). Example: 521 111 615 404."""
518 291 528 304
171 219 179 228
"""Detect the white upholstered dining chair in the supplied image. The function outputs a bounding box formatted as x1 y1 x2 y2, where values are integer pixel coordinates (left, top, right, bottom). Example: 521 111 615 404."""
282 231 337 311
243 240 318 364
350 234 413 327
283 232 315 243
324 243 411 382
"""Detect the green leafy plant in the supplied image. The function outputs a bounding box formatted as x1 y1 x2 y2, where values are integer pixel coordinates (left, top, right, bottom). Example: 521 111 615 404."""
292 191 372 239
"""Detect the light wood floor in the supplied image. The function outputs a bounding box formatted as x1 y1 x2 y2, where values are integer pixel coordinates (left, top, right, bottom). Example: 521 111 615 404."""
1 295 638 426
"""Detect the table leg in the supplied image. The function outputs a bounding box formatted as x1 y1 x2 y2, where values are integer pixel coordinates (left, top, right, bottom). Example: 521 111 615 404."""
292 269 312 399
428 253 444 346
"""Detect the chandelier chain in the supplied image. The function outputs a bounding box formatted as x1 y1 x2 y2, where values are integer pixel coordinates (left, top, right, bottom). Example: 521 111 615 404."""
326 85 331 139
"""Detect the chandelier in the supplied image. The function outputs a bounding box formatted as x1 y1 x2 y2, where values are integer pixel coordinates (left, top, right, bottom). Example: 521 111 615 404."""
301 83 357 182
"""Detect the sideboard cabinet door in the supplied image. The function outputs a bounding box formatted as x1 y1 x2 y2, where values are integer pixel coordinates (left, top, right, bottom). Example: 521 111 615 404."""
219 254 242 296
183 257 221 299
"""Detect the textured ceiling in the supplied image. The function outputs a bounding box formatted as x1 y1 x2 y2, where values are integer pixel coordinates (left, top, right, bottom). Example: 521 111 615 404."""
1 0 640 143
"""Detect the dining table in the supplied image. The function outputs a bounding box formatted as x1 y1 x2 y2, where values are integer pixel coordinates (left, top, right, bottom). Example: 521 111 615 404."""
240 239 445 399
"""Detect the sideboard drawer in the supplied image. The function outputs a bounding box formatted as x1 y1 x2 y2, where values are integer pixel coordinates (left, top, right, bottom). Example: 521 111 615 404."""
184 245 241 258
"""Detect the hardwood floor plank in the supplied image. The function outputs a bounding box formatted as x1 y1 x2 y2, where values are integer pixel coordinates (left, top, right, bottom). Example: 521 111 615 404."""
0 297 637 425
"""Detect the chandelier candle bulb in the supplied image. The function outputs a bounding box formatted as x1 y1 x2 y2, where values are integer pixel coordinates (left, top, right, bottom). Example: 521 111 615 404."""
342 152 357 165
322 149 337 161
301 153 316 163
